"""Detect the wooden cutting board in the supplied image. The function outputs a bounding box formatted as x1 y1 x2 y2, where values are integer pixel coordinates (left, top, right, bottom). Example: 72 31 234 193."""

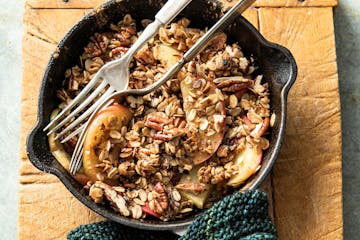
20 0 342 239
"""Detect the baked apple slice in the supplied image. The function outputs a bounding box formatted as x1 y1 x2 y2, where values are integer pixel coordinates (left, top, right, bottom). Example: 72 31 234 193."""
83 104 133 183
153 43 181 69
227 142 263 187
48 109 71 168
48 109 89 185
180 78 226 165
176 165 212 209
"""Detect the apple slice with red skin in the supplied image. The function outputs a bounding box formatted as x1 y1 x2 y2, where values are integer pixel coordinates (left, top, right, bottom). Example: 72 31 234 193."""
153 41 225 165
227 142 263 187
241 115 256 129
142 203 161 218
180 80 226 165
242 115 270 138
82 104 133 183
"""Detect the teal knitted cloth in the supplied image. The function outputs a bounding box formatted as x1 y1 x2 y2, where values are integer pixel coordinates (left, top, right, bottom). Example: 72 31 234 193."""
68 190 277 240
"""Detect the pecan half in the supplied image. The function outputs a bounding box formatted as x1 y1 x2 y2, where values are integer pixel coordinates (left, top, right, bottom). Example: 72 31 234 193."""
214 77 251 87
149 182 169 215
220 81 252 93
85 33 109 58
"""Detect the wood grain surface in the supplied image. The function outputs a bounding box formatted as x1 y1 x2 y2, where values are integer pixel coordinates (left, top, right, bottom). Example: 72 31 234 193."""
26 0 338 9
20 0 342 239
259 7 343 239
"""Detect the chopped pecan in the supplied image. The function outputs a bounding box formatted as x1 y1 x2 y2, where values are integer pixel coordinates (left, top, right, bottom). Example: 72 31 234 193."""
145 113 172 131
121 26 136 38
94 33 109 52
197 166 212 184
68 75 79 91
144 121 163 131
251 117 270 138
56 89 71 103
153 132 173 141
175 182 207 195
210 32 227 51
84 43 102 58
163 127 187 138
113 32 131 46
94 182 130 216
110 46 128 58
165 79 180 92
210 166 226 184
134 46 155 65
147 113 172 124
192 78 206 89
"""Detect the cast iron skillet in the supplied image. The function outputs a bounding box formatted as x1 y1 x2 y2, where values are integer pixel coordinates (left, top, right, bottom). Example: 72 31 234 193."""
26 0 297 231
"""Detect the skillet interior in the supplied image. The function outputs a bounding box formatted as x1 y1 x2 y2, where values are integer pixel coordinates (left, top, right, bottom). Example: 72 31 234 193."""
26 0 297 230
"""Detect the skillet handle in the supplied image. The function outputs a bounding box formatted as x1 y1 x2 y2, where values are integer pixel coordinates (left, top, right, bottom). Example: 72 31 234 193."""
277 45 297 92
26 124 53 173
259 44 297 94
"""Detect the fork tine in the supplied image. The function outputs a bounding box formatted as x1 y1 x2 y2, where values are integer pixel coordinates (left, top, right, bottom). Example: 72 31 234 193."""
60 125 84 144
70 138 85 174
70 128 87 174
54 86 115 141
47 80 109 136
69 97 115 174
73 152 84 174
43 71 102 131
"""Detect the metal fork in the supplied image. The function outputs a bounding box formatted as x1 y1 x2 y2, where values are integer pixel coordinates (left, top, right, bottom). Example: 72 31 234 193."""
43 0 193 140
70 0 256 174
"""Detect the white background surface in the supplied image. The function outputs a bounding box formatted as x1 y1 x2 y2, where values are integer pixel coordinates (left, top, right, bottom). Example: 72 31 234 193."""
0 0 22 239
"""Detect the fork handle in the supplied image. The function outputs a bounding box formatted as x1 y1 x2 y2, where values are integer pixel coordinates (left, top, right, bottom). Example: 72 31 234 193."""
155 0 193 25
183 0 256 61
125 0 192 58
140 0 256 96
124 21 162 58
